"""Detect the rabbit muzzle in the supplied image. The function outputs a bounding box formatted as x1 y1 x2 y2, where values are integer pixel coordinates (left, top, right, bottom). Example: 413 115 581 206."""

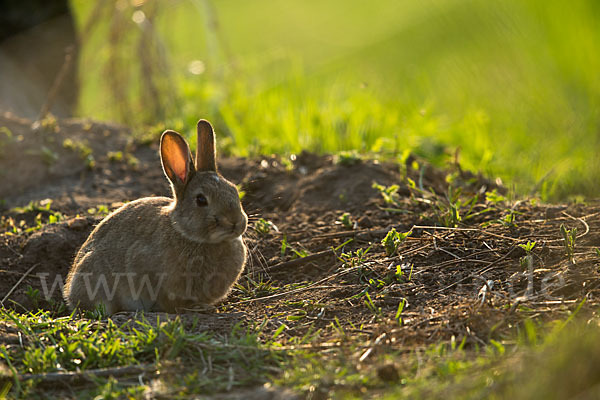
209 211 247 242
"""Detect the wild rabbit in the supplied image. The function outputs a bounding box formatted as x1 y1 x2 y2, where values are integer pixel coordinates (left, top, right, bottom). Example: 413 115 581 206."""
63 120 247 314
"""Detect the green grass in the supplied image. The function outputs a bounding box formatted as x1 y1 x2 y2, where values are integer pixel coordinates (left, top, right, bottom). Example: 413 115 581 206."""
0 308 282 398
2 305 598 398
69 0 600 200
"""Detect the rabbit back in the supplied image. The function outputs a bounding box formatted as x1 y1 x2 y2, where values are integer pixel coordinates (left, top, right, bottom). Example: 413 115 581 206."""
63 197 246 313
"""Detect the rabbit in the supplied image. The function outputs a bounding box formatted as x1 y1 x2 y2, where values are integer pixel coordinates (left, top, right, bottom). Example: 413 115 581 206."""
63 120 248 314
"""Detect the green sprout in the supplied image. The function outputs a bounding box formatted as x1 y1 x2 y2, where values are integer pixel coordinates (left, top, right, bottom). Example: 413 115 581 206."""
25 285 41 309
363 291 382 319
339 246 372 269
280 234 308 259
518 241 536 254
339 212 354 229
107 151 123 162
395 298 406 325
255 218 277 236
381 228 412 257
560 224 577 264
485 189 507 204
372 182 400 205
87 205 110 216
336 151 362 166
499 210 519 228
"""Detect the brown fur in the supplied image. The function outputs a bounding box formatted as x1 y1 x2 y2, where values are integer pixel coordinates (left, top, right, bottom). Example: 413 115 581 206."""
63 120 247 314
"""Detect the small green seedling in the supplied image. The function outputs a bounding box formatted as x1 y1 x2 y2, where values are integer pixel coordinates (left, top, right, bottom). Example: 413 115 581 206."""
7 200 63 234
560 224 577 263
84 302 108 320
286 310 307 321
291 247 309 259
255 218 277 236
372 182 400 205
107 151 123 162
280 157 294 171
433 186 485 228
368 278 387 289
381 228 412 257
331 316 346 338
235 276 278 299
272 323 287 340
395 298 406 325
63 138 95 169
280 234 288 257
85 154 96 169
87 205 110 216
25 285 40 309
12 199 51 214
520 253 533 271
47 298 67 316
280 234 308 259
364 291 382 319
63 138 92 158
34 113 59 134
339 246 372 269
388 265 406 284
338 212 353 229
518 241 536 254
109 151 139 169
443 186 463 227
393 264 404 281
489 339 505 356
499 210 518 228
481 208 521 228
0 126 13 140
485 189 507 204
369 264 408 290
126 153 140 168
336 151 361 166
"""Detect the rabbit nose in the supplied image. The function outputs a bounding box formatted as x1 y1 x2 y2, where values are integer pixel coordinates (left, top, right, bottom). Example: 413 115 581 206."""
229 216 247 234
222 215 239 230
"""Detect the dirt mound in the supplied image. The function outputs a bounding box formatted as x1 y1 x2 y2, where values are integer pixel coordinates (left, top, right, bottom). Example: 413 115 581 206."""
0 112 150 203
240 152 501 213
239 155 402 212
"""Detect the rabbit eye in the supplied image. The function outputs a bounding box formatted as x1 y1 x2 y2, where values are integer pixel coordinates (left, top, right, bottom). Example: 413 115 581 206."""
195 194 208 207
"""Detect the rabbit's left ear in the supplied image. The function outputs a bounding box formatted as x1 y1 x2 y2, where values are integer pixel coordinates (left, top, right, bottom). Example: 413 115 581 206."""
160 130 195 192
196 119 217 172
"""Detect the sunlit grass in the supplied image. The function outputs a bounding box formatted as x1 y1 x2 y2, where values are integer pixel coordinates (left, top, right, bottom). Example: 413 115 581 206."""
0 308 280 397
70 0 600 200
3 303 598 398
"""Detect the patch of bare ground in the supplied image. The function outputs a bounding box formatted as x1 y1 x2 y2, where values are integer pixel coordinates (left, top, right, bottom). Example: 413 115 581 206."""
1 113 600 395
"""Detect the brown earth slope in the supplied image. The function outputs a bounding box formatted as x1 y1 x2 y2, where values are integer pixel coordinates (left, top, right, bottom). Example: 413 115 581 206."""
1 111 599 350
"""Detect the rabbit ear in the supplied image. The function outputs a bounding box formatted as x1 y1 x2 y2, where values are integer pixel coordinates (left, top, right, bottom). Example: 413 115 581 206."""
160 130 194 191
196 119 217 172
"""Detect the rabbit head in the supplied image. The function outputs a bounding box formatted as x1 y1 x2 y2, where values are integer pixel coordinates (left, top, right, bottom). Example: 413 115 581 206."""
160 120 247 243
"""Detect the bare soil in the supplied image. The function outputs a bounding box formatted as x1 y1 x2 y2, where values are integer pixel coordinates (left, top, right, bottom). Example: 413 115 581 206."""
1 111 600 351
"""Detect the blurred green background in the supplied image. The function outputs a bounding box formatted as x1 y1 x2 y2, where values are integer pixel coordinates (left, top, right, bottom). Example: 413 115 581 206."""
70 0 600 201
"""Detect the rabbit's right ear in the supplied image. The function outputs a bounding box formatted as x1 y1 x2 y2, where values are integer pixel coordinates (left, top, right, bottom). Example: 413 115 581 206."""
196 119 217 172
160 130 194 194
